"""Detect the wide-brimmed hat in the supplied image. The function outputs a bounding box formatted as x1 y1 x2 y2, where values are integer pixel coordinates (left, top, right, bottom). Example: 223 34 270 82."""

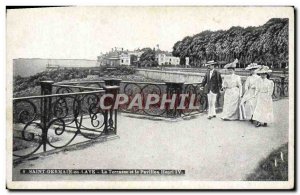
224 59 238 69
204 60 217 66
256 65 272 74
245 63 262 70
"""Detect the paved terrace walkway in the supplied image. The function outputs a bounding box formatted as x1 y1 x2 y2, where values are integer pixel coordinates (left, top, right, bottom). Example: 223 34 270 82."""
13 99 289 181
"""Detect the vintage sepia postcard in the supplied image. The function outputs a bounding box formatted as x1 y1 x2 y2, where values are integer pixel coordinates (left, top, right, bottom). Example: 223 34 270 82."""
6 6 295 189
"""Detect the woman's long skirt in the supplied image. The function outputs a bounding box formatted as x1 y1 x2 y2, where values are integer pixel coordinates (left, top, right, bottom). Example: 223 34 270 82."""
221 87 240 120
252 93 274 123
239 88 257 120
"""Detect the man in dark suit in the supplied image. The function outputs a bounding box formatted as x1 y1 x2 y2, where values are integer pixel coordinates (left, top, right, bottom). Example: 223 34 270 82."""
201 61 222 119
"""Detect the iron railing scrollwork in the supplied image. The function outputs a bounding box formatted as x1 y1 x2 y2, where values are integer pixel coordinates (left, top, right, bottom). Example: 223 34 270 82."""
120 81 167 117
181 83 208 116
271 76 289 99
119 81 208 118
13 80 119 159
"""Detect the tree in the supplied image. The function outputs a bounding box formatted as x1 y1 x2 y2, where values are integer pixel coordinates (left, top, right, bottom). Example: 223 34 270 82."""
139 48 158 67
172 18 288 67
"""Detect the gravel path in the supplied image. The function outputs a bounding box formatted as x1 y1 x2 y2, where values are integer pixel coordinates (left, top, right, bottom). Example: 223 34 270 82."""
13 99 289 181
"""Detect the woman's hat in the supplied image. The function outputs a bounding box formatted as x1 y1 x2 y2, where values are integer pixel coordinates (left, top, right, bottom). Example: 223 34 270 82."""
245 63 262 70
256 65 272 74
204 60 217 66
224 59 238 69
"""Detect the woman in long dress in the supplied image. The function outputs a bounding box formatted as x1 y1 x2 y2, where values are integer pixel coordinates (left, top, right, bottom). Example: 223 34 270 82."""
221 61 242 120
252 66 274 127
239 63 261 121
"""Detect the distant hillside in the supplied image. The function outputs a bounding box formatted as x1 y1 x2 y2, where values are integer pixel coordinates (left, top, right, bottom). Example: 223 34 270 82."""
13 65 137 96
13 58 98 77
172 18 288 68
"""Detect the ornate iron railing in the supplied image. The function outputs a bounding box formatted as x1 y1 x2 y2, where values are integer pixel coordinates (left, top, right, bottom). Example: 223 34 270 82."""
13 81 119 159
50 76 288 120
119 81 207 118
271 76 289 99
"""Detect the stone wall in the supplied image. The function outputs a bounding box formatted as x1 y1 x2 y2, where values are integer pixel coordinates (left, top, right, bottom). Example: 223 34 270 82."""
136 69 206 83
136 69 249 83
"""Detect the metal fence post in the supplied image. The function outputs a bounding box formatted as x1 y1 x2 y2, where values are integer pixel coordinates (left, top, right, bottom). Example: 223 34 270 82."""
102 78 121 135
104 78 122 86
165 81 184 118
103 79 121 134
103 86 120 135
40 80 54 152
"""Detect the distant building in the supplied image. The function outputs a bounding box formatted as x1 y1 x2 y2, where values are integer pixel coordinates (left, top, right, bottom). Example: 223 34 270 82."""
120 53 131 65
98 47 145 66
156 52 180 66
128 50 144 61
97 46 179 67
102 51 121 66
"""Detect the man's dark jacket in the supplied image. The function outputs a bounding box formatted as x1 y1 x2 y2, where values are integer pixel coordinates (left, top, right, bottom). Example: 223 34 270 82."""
202 69 222 94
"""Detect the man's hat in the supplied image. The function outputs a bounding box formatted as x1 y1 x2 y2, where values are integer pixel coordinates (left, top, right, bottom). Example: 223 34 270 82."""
204 60 217 66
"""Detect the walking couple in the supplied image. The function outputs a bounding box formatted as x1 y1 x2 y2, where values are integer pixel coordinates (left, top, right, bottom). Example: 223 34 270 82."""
201 60 274 127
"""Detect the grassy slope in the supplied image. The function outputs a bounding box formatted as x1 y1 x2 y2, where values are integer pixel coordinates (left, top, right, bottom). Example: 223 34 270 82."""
246 143 288 181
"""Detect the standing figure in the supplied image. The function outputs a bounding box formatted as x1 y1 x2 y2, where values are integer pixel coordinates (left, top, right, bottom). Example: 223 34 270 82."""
239 63 261 121
201 60 222 119
221 60 242 120
252 66 274 127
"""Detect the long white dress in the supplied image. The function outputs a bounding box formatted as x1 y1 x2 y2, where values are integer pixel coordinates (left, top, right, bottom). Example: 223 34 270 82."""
252 78 274 123
221 74 242 120
239 74 260 120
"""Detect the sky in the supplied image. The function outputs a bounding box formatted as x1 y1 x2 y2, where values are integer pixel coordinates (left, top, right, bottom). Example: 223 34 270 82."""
7 6 293 60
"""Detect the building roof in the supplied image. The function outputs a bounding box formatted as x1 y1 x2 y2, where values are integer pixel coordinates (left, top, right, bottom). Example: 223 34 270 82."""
103 51 120 60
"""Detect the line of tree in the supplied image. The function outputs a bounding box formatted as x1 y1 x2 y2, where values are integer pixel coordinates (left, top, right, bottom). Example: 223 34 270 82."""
172 18 288 68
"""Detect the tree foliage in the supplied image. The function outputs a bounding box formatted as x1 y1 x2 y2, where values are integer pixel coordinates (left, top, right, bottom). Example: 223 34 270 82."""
139 48 159 67
172 18 289 68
